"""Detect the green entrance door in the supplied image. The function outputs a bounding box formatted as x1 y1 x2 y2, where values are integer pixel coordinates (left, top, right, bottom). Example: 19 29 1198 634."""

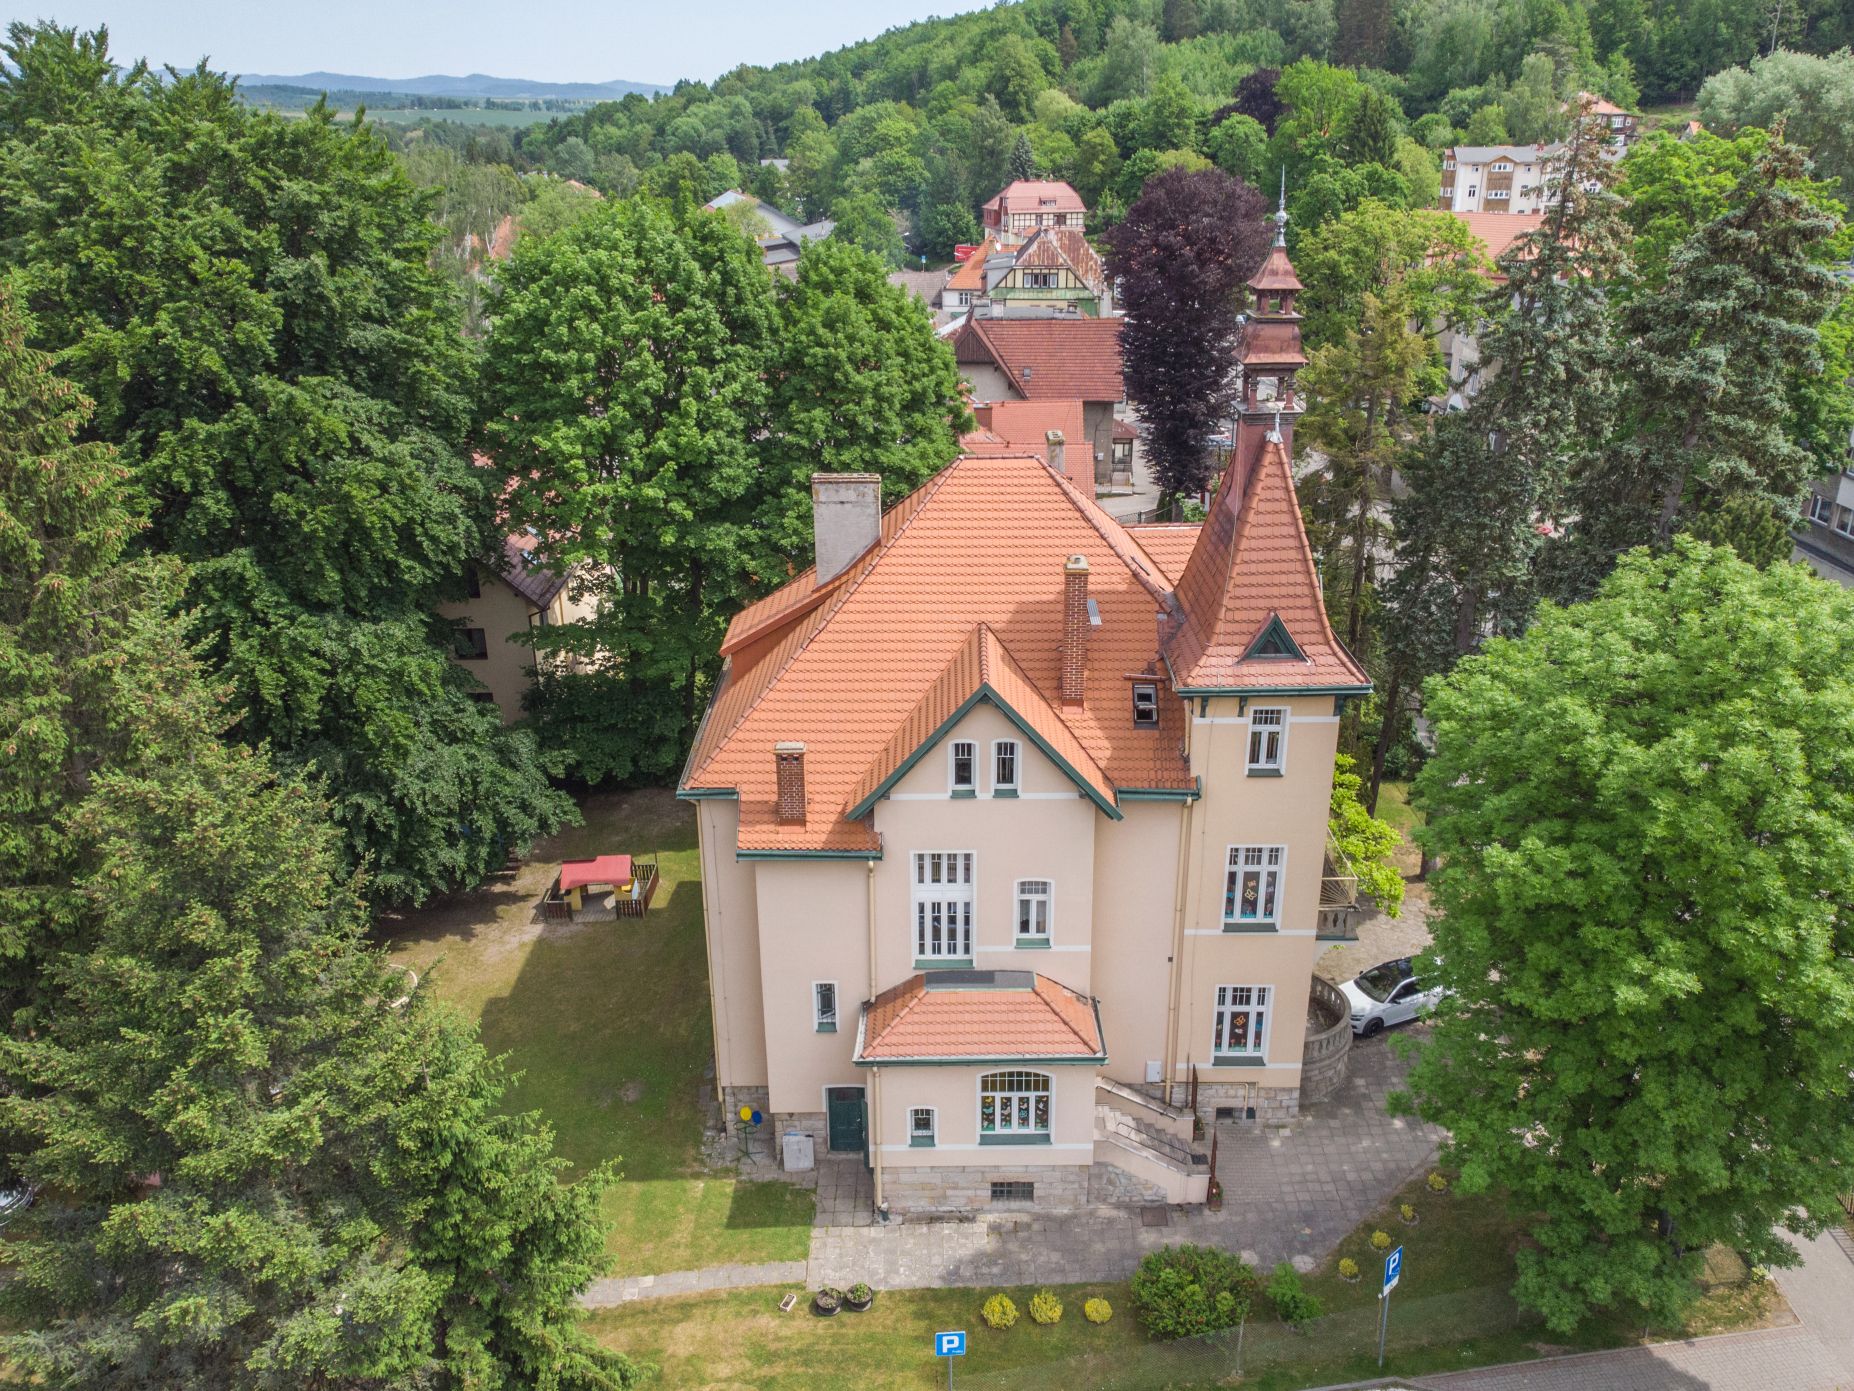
826 1087 867 1153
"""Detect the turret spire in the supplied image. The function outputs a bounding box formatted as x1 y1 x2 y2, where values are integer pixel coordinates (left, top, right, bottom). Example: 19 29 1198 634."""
1274 170 1288 247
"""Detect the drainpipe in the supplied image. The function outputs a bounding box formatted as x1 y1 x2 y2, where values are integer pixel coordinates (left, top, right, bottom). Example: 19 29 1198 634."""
870 1065 886 1211
1162 712 1196 1107
697 810 725 1105
867 860 878 1000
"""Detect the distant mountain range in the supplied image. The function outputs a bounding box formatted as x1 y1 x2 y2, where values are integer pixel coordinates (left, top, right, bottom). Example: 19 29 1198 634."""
236 72 668 101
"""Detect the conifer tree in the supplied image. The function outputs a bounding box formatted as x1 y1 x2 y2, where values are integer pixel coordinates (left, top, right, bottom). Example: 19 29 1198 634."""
1551 133 1843 584
1008 132 1039 181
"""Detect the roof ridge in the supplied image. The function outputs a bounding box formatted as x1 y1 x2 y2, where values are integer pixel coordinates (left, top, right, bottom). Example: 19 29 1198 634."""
1040 457 1178 610
1253 436 1354 661
1034 974 1097 1052
684 463 965 787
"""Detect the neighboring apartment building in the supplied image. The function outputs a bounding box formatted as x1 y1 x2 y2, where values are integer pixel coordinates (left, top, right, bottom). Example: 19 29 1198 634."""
981 179 1088 237
1794 444 1854 586
964 398 1091 489
951 315 1125 486
438 534 596 723
680 232 1369 1214
704 188 835 270
987 227 1111 315
1438 144 1558 214
1579 92 1639 148
1434 210 1546 408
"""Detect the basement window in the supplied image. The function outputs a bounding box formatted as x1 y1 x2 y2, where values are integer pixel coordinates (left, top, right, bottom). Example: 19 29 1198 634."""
990 1181 1035 1203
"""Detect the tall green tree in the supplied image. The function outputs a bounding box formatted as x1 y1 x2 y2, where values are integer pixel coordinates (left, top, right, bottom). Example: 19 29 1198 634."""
483 199 776 784
1401 541 1854 1334
0 23 571 907
0 294 630 1390
1554 133 1842 582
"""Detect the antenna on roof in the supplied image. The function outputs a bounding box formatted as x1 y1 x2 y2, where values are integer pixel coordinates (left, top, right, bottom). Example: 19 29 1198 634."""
1274 171 1289 248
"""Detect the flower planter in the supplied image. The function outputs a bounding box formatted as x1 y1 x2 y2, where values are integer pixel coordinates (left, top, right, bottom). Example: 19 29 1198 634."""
1400 1214 1420 1226
1340 1271 1360 1284
846 1294 874 1312
812 1298 839 1317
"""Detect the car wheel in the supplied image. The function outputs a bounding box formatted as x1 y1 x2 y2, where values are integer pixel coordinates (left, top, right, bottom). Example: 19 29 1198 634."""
1361 1017 1385 1039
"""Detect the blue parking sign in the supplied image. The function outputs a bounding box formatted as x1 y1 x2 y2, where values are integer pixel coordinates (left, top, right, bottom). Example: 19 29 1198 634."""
935 1330 967 1357
1383 1245 1403 1294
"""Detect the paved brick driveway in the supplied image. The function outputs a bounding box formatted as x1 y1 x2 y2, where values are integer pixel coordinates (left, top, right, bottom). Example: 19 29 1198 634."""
808 1030 1444 1289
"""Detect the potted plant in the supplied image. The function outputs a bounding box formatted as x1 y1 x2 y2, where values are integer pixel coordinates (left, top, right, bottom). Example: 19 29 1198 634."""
813 1286 843 1317
846 1282 875 1312
1206 1176 1223 1211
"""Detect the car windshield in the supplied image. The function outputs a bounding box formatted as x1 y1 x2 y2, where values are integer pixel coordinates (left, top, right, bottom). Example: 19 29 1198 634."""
1355 963 1408 1003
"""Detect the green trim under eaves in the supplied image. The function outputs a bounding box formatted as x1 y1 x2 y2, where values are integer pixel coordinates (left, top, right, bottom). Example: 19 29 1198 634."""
1117 787 1198 803
737 848 883 861
676 787 739 801
1172 683 1374 698
845 686 1122 823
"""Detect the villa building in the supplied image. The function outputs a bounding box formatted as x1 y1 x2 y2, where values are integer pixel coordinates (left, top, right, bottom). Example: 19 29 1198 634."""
438 533 599 723
981 179 1088 237
679 223 1370 1214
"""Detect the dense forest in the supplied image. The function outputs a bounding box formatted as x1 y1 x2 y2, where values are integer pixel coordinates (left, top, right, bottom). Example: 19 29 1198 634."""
376 0 1854 271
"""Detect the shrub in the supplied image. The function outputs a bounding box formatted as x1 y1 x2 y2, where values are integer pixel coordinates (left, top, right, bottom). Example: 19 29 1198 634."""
1267 1262 1324 1327
1427 1171 1449 1192
1084 1297 1113 1324
848 1282 873 1303
1337 1257 1359 1280
1131 1244 1260 1340
1029 1290 1063 1325
982 1293 1019 1329
1399 1203 1416 1222
1370 1229 1393 1251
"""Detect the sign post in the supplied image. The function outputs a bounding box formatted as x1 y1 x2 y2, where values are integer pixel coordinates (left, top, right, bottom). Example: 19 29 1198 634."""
1378 1245 1403 1369
935 1330 966 1389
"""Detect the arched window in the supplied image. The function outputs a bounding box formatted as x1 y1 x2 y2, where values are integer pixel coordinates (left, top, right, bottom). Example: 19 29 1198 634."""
979 1070 1050 1139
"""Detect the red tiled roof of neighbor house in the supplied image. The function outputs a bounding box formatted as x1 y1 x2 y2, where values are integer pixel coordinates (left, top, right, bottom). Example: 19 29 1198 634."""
953 316 1124 404
681 451 1193 851
1578 92 1628 116
982 179 1087 217
1453 210 1547 263
501 532 570 608
969 399 1090 486
1012 227 1105 286
857 971 1105 1061
1165 436 1370 693
944 239 997 293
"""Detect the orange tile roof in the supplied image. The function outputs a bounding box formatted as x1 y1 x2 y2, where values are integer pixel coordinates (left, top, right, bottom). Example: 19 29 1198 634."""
970 399 1090 486
681 452 1190 851
954 317 1124 404
843 623 1118 819
1164 436 1370 693
944 239 996 293
1123 523 1201 584
857 971 1105 1061
982 180 1087 216
1453 210 1546 263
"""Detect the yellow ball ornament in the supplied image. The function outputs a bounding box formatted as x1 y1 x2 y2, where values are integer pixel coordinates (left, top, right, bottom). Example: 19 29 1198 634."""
738 1105 753 1122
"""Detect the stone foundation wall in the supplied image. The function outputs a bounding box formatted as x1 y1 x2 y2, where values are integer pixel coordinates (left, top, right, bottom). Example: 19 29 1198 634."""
1088 1159 1170 1206
774 1111 828 1168
720 1085 769 1137
1193 1082 1300 1126
881 1162 1091 1213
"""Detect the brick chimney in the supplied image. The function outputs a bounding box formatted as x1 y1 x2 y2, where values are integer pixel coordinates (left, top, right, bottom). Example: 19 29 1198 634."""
775 743 807 824
1044 430 1066 482
1060 555 1089 706
812 474 881 587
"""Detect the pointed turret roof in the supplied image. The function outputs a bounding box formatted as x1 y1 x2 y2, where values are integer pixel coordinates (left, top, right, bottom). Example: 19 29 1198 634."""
1164 436 1370 693
1249 175 1304 293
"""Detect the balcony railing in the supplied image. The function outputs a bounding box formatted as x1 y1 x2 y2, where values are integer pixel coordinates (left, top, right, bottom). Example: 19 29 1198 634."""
1316 835 1362 941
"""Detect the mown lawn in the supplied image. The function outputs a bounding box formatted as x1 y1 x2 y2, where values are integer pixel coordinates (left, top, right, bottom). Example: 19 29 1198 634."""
591 1177 1787 1389
377 788 814 1276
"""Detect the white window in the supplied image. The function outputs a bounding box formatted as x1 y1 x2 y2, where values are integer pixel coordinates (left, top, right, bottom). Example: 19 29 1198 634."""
1023 270 1058 288
813 981 838 1032
949 740 976 793
909 1107 936 1146
993 739 1019 792
1838 506 1854 539
1467 186 1478 198
1810 492 1833 525
1212 985 1270 1059
1487 188 1509 199
1246 707 1287 774
1132 682 1159 726
1492 160 1512 172
979 1070 1050 1139
913 852 975 961
1015 879 1052 942
1443 158 1456 171
1224 845 1284 926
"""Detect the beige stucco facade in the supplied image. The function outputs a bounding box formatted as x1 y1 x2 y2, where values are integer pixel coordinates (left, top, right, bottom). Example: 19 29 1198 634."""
694 687 1349 1208
436 561 599 722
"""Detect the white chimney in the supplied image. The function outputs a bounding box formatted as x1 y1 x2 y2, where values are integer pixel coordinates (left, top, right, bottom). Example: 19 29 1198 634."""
1044 430 1066 482
812 473 881 587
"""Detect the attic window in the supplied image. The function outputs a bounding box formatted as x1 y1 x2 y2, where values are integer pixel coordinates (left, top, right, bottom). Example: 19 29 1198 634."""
1086 599 1101 627
1244 616 1304 662
1132 683 1159 726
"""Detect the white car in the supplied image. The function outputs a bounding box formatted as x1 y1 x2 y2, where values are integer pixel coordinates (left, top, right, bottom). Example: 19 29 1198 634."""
1340 957 1444 1037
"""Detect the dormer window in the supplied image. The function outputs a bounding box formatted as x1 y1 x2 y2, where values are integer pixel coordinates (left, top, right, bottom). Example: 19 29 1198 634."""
1492 161 1512 172
950 741 976 794
1132 683 1159 726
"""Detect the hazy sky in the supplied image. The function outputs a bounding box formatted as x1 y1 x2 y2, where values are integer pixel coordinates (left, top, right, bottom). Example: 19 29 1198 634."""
20 1 991 85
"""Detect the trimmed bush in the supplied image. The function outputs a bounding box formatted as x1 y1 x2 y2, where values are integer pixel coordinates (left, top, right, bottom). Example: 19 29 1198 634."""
1337 1257 1360 1280
1084 1297 1113 1324
1427 1171 1449 1192
1267 1262 1324 1327
982 1293 1019 1329
1370 1229 1393 1251
1029 1289 1063 1325
1130 1244 1260 1340
1399 1203 1417 1222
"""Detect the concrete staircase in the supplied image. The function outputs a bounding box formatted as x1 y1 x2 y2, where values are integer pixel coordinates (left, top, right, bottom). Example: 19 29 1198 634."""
1091 1078 1210 1205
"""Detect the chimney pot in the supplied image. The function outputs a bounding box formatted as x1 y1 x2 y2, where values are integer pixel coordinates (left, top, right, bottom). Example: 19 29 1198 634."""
1044 429 1066 482
1060 555 1089 706
774 742 807 824
811 473 881 588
